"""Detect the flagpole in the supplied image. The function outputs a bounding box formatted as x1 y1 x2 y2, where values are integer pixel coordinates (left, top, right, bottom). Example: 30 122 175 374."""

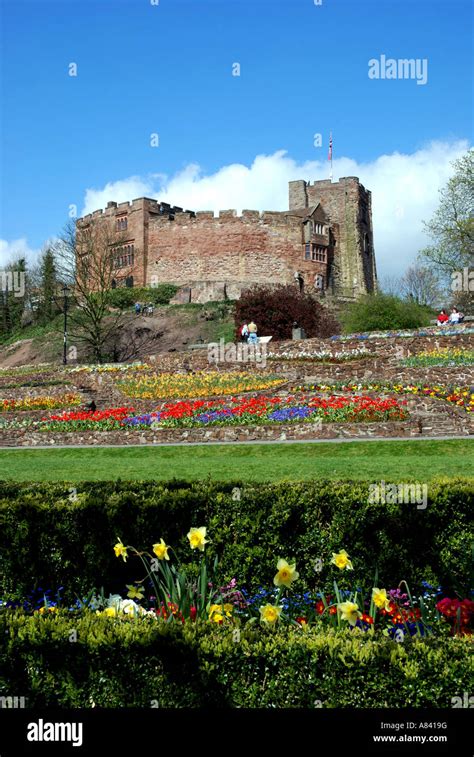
329 131 333 182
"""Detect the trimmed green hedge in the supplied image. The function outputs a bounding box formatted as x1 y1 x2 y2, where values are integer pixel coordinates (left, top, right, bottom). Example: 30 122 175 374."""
0 479 472 602
0 612 471 707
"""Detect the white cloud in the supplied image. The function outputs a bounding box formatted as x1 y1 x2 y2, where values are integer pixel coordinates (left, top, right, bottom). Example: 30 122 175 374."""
0 238 42 268
80 140 469 278
4 141 464 279
2 141 469 278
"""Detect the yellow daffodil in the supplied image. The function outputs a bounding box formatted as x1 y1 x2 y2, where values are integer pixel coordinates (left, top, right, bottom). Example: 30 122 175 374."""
338 601 361 626
114 538 128 562
209 605 224 623
153 538 170 561
103 606 117 617
259 604 283 625
274 558 299 588
330 550 353 570
209 603 233 623
126 584 145 600
187 526 208 551
372 588 391 611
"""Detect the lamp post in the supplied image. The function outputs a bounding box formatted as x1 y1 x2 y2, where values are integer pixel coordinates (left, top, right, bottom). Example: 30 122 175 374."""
62 285 70 365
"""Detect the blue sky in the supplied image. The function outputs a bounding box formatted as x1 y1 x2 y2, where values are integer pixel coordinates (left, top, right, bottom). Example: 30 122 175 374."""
0 0 472 276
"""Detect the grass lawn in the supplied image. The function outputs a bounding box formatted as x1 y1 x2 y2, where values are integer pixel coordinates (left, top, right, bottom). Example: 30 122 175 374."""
0 439 471 482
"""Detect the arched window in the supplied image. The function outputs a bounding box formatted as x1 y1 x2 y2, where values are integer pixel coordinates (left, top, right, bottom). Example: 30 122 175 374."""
126 276 134 288
111 279 117 289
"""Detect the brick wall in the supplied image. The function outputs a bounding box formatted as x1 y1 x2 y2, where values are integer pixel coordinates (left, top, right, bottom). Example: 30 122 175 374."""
147 210 327 301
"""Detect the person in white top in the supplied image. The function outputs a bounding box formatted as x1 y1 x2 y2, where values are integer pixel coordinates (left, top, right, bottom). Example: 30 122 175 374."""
449 307 463 324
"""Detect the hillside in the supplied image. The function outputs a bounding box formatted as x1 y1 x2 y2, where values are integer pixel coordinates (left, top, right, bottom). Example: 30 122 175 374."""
0 302 235 367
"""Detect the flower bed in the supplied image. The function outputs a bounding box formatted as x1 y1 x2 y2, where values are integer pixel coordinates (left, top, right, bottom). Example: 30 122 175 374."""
117 371 286 400
4 530 472 640
69 362 151 374
40 407 135 431
267 346 370 362
401 347 474 367
0 392 81 413
4 395 409 431
330 325 474 341
120 394 407 428
296 382 474 414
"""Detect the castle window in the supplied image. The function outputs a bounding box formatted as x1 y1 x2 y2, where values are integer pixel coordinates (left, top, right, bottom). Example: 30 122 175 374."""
112 244 135 268
311 245 327 262
116 216 128 231
304 243 311 260
314 274 324 291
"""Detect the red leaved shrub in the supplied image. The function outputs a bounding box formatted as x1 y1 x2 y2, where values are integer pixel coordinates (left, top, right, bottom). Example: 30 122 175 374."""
234 284 340 340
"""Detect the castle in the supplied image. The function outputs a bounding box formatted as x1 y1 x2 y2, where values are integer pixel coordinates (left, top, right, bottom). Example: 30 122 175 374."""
76 177 377 303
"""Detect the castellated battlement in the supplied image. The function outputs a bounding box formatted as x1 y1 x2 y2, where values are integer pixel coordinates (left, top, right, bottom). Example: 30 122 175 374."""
77 200 295 226
75 176 377 301
77 197 197 225
152 208 293 225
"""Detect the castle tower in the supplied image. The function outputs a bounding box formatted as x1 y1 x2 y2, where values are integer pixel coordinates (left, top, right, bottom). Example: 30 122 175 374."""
289 177 377 297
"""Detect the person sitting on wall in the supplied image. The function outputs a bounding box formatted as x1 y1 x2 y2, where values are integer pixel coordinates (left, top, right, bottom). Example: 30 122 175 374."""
436 309 449 326
247 321 258 345
449 307 464 324
239 323 249 342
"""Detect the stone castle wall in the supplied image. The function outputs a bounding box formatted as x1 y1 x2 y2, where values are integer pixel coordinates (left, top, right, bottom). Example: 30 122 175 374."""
289 177 377 296
76 177 377 302
147 210 327 302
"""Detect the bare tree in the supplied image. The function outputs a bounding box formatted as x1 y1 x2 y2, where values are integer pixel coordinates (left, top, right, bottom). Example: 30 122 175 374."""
54 219 129 363
379 273 402 296
400 265 443 307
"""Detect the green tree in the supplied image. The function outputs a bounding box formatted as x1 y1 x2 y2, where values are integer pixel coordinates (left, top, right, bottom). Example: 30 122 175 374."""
38 247 58 324
341 293 432 334
420 150 474 276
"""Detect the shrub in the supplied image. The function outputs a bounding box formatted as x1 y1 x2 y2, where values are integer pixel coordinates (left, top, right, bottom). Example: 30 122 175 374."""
107 285 178 309
0 612 471 707
0 479 471 603
234 284 340 340
341 294 432 333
